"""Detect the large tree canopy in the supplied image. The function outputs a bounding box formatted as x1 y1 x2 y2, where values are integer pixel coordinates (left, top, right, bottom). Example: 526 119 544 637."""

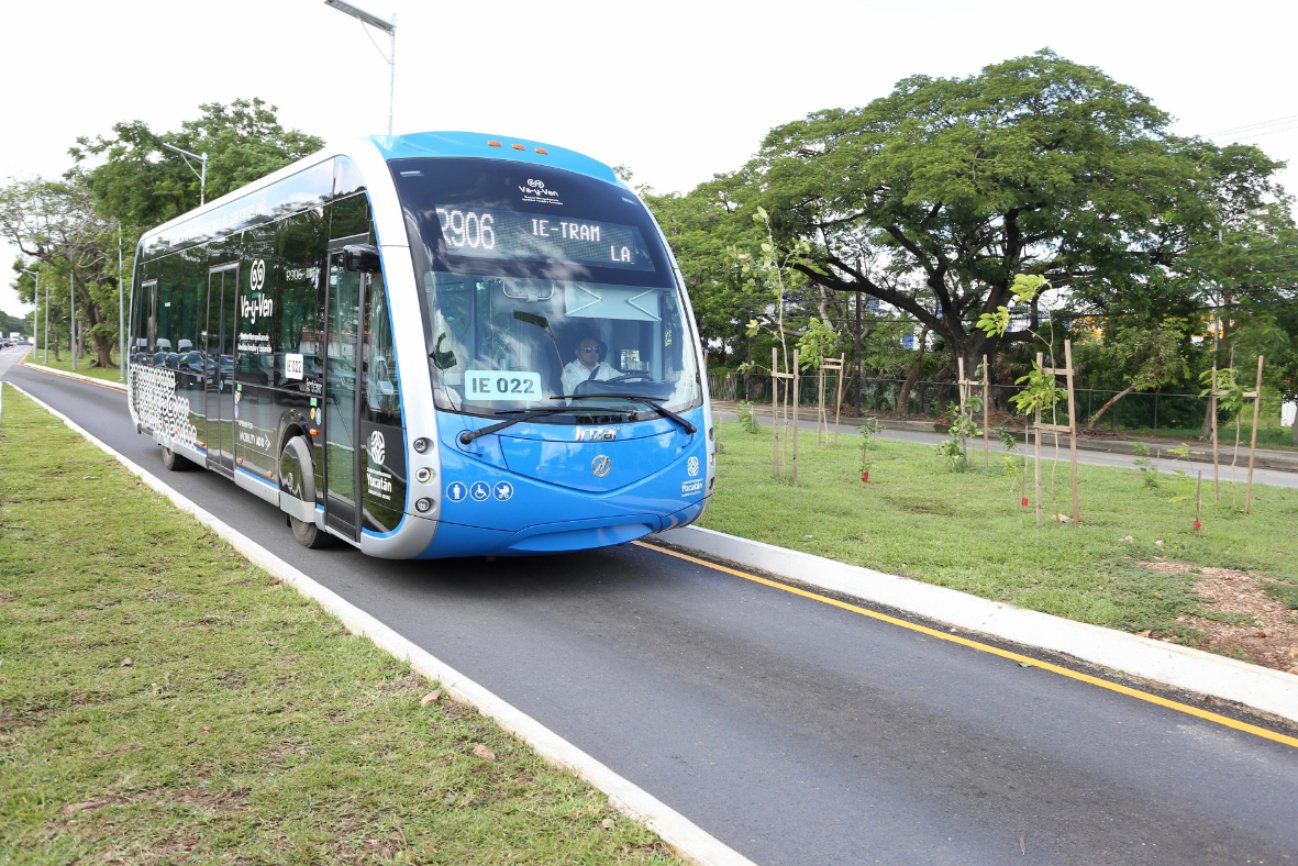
1 173 119 366
645 177 769 364
3 98 322 368
716 50 1293 373
70 97 323 233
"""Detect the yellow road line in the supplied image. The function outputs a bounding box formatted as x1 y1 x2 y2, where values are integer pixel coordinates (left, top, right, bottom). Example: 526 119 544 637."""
636 541 1298 750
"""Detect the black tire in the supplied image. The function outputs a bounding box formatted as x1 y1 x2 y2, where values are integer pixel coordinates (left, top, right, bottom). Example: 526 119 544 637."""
161 446 193 471
280 435 333 549
290 514 332 549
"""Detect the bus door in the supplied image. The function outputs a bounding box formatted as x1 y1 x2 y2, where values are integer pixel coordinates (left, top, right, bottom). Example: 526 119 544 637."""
322 249 366 540
204 263 239 476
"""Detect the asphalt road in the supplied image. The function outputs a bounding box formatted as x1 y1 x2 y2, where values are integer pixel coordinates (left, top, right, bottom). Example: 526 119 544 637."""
5 356 1298 866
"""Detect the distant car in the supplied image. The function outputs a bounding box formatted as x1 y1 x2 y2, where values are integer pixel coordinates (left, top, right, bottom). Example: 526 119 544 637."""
178 351 207 389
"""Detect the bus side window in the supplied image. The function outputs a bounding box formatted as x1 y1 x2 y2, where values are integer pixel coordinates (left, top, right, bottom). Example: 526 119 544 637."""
364 273 401 422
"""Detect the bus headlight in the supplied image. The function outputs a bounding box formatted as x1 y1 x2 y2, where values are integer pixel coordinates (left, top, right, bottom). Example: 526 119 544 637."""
413 437 432 454
415 466 434 484
415 497 434 513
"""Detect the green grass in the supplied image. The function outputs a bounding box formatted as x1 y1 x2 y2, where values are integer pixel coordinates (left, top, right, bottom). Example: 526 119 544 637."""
703 421 1298 644
0 385 681 866
1118 420 1297 452
22 350 126 385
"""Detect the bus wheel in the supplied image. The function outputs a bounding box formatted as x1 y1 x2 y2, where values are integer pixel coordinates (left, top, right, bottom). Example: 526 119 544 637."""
161 446 193 471
280 435 332 549
290 514 332 549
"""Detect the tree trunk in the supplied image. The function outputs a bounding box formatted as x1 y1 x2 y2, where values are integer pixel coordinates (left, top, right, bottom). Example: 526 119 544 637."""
896 325 930 417
1201 295 1231 439
1083 385 1135 432
92 331 114 369
1199 396 1215 440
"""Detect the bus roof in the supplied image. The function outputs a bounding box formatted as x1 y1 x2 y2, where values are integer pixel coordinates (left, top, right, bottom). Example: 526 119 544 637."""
370 131 622 185
137 131 626 247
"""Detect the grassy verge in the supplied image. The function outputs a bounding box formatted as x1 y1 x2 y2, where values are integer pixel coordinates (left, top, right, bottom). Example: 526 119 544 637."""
1116 421 1297 452
21 350 125 385
703 421 1298 646
0 386 680 866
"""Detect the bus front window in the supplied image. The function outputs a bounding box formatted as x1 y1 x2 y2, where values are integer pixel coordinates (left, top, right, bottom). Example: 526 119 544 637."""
423 272 700 418
390 156 702 425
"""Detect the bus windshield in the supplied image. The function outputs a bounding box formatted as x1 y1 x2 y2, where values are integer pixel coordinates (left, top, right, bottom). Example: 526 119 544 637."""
390 157 702 421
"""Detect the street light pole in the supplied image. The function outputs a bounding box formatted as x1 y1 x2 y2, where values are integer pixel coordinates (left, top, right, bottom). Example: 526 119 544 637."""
161 142 209 206
324 0 397 135
119 228 126 381
70 270 76 372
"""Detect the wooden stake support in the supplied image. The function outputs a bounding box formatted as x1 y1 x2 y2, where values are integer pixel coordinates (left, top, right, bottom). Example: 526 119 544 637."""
1031 341 1080 525
958 355 990 470
1208 365 1221 503
1208 357 1265 512
771 348 800 485
816 354 846 446
1246 355 1264 514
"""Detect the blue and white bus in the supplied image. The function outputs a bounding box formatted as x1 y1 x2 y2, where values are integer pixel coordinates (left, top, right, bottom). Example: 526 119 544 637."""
128 132 714 558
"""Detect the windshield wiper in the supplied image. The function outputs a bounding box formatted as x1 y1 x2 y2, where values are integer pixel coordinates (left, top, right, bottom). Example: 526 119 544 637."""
457 406 573 444
563 393 697 434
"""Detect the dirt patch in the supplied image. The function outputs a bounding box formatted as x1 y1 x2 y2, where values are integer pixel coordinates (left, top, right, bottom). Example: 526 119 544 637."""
881 494 956 517
59 793 140 815
375 672 426 693
1142 561 1298 674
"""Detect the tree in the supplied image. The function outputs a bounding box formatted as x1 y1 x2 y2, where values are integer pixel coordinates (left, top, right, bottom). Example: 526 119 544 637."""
0 304 31 337
3 99 323 369
732 50 1291 379
1173 189 1298 438
70 97 323 232
0 174 120 367
645 176 767 366
1219 302 1298 443
1078 317 1191 431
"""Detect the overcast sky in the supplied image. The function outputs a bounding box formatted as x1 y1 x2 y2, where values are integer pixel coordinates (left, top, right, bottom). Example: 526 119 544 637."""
3 0 1296 316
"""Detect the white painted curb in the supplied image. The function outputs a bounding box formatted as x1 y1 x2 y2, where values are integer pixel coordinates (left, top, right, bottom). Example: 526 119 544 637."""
2 382 756 866
22 361 128 392
655 525 1298 725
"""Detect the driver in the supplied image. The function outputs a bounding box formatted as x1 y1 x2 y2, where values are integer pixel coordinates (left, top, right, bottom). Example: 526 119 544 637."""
561 335 620 395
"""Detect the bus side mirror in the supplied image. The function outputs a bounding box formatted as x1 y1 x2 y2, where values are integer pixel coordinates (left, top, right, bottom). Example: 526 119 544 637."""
343 244 381 273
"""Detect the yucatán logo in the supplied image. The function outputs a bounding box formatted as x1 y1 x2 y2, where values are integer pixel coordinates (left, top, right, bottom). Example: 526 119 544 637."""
687 456 700 477
367 430 386 465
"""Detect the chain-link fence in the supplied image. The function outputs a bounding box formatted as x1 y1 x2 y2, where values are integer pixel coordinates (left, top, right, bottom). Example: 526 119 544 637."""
708 370 1294 439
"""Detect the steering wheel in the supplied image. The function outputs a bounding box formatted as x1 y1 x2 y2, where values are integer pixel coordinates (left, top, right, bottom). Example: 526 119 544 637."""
607 372 654 384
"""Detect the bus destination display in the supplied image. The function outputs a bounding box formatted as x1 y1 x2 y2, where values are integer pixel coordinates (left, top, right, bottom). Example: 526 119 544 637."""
435 207 652 271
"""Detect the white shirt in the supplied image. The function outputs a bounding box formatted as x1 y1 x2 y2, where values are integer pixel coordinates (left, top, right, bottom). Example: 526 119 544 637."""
561 359 619 395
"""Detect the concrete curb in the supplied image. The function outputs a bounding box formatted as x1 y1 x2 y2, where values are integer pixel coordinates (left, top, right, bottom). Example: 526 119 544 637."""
2 381 758 866
21 361 128 392
654 525 1298 725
